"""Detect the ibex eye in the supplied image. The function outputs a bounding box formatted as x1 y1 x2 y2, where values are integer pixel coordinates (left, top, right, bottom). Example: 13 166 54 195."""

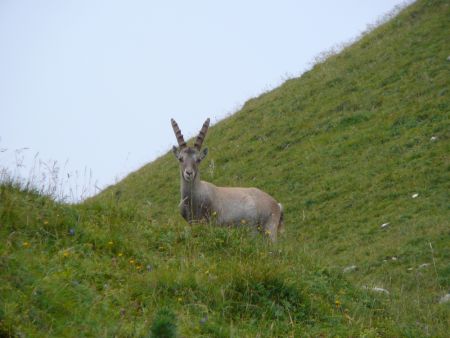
178 157 183 162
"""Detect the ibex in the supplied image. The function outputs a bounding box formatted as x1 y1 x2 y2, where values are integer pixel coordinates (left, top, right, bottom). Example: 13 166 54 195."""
171 118 284 242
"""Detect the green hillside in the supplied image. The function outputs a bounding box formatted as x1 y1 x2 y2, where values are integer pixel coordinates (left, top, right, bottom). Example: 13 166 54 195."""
1 0 449 336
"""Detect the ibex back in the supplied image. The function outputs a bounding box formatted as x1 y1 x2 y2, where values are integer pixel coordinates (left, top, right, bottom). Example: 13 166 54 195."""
171 118 284 242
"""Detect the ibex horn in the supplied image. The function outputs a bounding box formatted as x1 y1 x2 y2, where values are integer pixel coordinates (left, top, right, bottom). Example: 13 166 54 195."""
171 118 187 149
194 118 210 150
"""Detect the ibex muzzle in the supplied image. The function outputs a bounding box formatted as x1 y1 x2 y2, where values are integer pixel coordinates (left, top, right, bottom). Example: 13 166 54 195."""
171 118 284 242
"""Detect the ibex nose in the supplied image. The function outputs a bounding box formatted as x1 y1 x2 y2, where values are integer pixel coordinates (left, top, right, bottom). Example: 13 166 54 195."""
184 169 194 178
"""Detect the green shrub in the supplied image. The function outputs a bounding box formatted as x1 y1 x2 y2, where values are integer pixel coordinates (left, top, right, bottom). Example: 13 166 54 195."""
149 308 177 338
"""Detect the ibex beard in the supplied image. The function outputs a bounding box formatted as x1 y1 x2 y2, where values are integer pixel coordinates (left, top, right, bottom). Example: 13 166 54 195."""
171 118 284 242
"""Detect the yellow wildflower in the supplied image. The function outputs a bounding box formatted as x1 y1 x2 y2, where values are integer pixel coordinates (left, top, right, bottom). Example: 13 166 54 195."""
63 251 70 257
136 265 143 270
108 241 114 245
212 211 217 216
265 230 271 235
129 259 135 265
241 219 247 224
177 297 182 302
335 300 341 308
118 252 123 257
44 220 49 225
22 241 31 248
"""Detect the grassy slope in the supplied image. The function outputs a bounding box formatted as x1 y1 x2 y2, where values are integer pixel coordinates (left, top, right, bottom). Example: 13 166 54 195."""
1 0 449 336
1 183 394 337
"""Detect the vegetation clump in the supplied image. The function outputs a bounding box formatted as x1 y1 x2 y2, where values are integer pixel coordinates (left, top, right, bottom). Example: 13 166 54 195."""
149 307 177 338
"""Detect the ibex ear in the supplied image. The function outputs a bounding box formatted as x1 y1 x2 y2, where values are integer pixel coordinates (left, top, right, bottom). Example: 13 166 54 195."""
199 147 208 161
172 146 179 158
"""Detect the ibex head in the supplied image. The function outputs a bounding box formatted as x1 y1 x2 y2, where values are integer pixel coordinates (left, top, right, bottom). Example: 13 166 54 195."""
171 118 210 182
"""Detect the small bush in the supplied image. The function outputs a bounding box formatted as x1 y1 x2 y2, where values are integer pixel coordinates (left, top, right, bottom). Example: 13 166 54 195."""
226 272 311 321
149 308 177 338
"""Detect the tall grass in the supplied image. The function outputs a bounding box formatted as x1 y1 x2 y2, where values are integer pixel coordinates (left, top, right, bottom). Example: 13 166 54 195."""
0 146 98 203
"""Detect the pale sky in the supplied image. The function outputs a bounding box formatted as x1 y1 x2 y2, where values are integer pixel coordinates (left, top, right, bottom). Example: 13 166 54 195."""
0 0 407 201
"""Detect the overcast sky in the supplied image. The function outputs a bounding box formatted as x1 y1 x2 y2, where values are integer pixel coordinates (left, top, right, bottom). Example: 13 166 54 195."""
0 0 407 201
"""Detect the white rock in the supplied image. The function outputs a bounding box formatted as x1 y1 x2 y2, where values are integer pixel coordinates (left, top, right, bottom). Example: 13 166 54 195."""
407 267 414 271
380 223 390 228
372 287 390 295
439 294 450 304
363 286 390 295
418 263 430 269
391 256 398 261
430 136 438 141
343 265 358 273
412 193 419 198
447 56 450 61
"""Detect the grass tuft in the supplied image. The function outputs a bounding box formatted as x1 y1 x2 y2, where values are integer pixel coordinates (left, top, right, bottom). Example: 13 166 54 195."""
149 307 177 338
